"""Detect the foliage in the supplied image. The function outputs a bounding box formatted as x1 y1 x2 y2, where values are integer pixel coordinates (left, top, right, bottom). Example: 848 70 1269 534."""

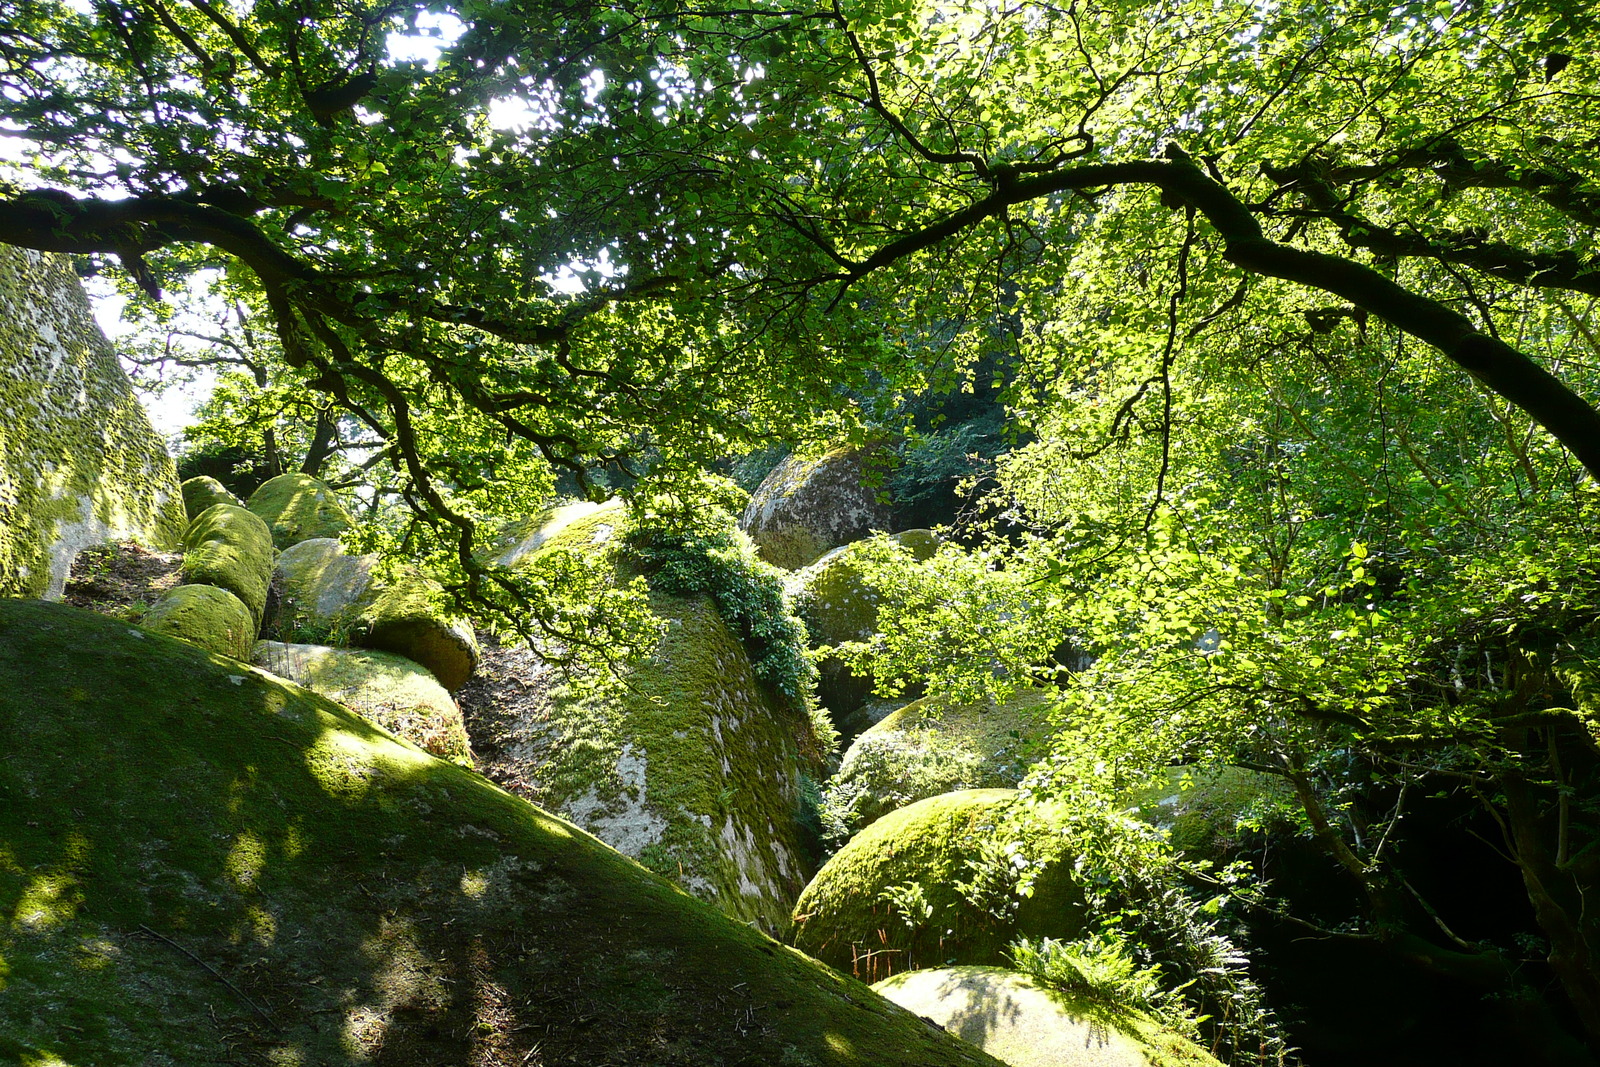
1007 931 1173 1023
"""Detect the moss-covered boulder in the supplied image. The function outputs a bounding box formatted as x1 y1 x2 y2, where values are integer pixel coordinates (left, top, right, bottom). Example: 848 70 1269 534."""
179 503 274 626
792 789 1086 981
483 497 619 569
272 537 479 691
1129 765 1297 863
138 583 257 659
790 530 939 726
740 443 897 569
462 501 827 934
873 967 1222 1067
825 690 1053 838
0 599 1007 1067
179 475 242 521
246 472 355 549
253 640 474 767
0 246 186 599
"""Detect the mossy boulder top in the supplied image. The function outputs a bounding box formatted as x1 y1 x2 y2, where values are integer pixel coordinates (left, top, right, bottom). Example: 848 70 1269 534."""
272 537 479 691
480 497 624 570
0 246 186 599
253 640 473 767
179 503 274 626
872 967 1223 1067
826 689 1054 837
245 472 355 549
1129 764 1297 863
740 443 897 570
179 475 242 521
792 789 1086 981
0 599 1008 1067
138 582 257 660
463 505 828 934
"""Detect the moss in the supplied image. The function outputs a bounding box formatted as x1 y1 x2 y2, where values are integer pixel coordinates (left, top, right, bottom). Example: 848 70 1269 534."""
469 500 826 933
0 598 1008 1067
1129 765 1297 863
179 504 274 626
245 473 355 550
740 444 896 570
138 583 257 659
0 247 186 599
824 690 1052 838
179 477 241 522
872 967 1223 1067
270 538 479 691
253 641 474 767
791 790 1086 982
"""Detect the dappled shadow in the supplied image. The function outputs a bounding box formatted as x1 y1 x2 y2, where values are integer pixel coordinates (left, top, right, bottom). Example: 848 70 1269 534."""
0 599 1004 1067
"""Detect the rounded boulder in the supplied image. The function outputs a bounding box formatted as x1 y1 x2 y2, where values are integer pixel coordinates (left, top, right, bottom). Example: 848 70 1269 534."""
180 503 274 626
246 472 355 550
139 582 257 659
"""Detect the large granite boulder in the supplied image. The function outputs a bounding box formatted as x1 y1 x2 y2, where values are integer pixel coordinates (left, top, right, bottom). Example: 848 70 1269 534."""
139 582 257 659
792 789 1086 981
246 472 355 549
179 475 242 521
0 246 185 599
740 442 896 569
254 640 474 767
462 501 828 934
824 689 1053 839
179 503 275 626
271 537 478 691
789 530 939 729
873 967 1222 1067
0 598 1006 1067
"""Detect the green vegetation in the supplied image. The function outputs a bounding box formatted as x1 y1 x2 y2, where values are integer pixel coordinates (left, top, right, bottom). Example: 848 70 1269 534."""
6 0 1600 1058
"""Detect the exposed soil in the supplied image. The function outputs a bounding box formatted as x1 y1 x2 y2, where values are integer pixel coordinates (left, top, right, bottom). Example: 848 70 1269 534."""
61 539 182 618
455 629 561 807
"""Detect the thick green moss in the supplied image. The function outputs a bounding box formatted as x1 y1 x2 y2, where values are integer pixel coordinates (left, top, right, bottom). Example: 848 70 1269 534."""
179 476 241 522
0 599 1007 1067
0 246 185 599
873 967 1222 1067
253 641 474 767
825 690 1052 838
271 537 479 691
180 504 274 626
138 583 257 659
792 790 1086 982
245 473 355 550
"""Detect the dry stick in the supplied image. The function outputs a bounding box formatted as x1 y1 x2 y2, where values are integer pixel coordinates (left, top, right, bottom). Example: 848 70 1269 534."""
137 924 281 1032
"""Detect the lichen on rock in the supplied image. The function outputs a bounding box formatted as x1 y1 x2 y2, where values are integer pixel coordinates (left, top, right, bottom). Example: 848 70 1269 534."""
0 598 1008 1067
792 789 1086 982
253 640 474 766
872 966 1222 1067
824 689 1053 839
0 246 185 599
245 472 355 549
180 503 275 626
462 499 827 934
740 443 897 570
139 582 257 659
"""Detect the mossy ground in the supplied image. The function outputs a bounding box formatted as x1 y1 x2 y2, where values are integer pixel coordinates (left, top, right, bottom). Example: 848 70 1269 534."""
0 599 1006 1067
872 967 1222 1067
792 790 1086 983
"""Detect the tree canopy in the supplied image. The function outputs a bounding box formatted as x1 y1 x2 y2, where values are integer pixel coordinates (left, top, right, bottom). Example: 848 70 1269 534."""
6 0 1600 1058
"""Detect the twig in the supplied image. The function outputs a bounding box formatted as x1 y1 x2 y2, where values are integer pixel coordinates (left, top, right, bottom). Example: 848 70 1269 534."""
137 924 281 1032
